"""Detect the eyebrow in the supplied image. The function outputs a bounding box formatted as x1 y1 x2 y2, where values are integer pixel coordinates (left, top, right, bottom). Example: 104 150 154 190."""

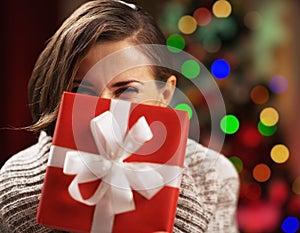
110 80 144 88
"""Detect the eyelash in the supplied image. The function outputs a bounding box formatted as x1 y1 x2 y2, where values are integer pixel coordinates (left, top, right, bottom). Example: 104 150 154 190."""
71 85 140 99
114 86 139 97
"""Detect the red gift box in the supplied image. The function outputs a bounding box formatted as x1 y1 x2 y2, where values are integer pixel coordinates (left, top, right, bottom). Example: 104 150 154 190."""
37 92 189 233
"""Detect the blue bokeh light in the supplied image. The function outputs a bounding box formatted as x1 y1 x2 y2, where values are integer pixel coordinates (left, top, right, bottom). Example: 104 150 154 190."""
281 216 299 233
211 59 230 79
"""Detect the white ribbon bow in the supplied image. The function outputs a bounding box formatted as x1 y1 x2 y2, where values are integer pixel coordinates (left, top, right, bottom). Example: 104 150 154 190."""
62 100 182 233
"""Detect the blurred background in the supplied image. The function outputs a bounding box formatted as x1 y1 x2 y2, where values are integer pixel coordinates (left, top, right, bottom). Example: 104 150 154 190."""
1 0 300 232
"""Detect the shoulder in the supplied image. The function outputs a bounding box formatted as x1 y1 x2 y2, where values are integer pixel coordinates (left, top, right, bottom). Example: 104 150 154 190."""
185 138 239 195
184 139 240 232
0 132 52 232
185 138 239 182
0 131 51 176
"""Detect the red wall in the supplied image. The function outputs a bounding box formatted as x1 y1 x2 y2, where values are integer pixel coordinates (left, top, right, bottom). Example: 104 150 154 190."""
0 0 59 167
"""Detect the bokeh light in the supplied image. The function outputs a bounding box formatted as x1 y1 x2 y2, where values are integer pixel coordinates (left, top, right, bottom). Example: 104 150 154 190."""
258 121 277 136
260 107 279 126
281 216 299 233
270 144 289 164
159 1 185 32
202 37 222 53
237 201 280 232
159 3 295 232
212 0 232 18
220 114 239 134
269 179 289 204
292 176 300 195
193 7 212 26
244 11 262 30
185 86 205 107
253 163 271 182
211 59 231 79
250 85 270 105
287 196 300 215
223 51 240 70
244 182 262 201
270 75 288 94
186 43 206 61
240 125 262 148
181 59 201 79
178 15 197 34
229 156 243 173
216 17 238 40
166 33 186 53
175 103 193 119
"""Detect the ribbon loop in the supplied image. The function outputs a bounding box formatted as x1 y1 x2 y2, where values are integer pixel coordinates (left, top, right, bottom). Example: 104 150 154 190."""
125 163 165 199
118 116 153 160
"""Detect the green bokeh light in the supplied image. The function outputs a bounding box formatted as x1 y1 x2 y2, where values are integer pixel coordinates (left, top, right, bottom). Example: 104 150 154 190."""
181 60 201 79
229 156 243 173
220 115 239 134
258 121 277 136
167 33 186 53
175 103 193 119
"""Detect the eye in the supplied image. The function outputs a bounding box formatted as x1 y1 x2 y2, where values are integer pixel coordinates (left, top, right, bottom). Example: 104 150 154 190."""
71 86 98 96
114 86 139 98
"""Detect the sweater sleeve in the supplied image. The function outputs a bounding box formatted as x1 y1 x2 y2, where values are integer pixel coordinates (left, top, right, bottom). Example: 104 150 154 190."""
206 150 240 232
173 166 219 233
173 139 220 232
173 139 240 233
0 216 11 233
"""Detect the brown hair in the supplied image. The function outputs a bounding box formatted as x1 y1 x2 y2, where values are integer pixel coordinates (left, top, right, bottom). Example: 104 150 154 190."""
28 0 172 136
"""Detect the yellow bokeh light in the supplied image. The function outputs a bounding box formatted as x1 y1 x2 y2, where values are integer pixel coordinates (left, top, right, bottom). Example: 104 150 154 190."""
260 107 279 126
253 163 271 182
178 15 197 35
292 176 300 195
270 144 289 164
212 0 232 18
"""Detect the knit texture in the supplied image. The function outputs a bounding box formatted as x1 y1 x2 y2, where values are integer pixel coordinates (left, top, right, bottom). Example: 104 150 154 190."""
0 132 239 232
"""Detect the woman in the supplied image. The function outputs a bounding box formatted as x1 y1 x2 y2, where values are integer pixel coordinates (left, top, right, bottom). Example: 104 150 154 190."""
0 0 239 232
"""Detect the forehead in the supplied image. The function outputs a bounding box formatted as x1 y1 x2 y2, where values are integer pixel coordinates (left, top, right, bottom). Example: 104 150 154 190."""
77 40 149 79
76 40 155 88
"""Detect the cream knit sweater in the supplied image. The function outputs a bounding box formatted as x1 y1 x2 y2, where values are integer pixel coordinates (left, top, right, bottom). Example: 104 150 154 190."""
0 132 239 232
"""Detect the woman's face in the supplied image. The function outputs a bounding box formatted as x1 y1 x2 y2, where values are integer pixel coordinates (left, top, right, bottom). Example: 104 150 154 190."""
73 40 176 106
